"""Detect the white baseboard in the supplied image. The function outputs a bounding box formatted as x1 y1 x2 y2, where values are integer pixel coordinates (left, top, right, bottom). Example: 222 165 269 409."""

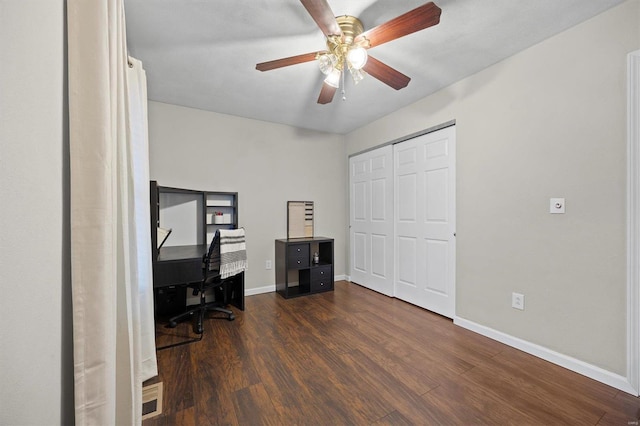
245 275 347 296
245 284 275 296
454 316 639 396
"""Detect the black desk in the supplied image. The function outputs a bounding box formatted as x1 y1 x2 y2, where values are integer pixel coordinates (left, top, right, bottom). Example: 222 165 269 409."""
153 244 245 311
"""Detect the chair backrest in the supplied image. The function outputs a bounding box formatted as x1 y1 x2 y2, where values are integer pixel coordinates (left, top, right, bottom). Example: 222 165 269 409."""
204 230 221 273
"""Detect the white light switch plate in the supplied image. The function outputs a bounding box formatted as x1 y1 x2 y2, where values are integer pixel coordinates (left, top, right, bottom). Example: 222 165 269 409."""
550 198 565 214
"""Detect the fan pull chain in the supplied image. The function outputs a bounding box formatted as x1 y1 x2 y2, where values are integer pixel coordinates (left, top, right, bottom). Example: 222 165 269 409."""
341 69 346 101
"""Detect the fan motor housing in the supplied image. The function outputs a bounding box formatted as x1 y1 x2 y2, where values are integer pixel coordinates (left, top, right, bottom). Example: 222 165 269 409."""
335 15 364 44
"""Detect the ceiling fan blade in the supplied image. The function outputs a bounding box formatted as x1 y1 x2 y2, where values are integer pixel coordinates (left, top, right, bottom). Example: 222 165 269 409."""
256 52 323 72
363 56 411 90
317 82 337 104
300 0 343 37
356 2 441 48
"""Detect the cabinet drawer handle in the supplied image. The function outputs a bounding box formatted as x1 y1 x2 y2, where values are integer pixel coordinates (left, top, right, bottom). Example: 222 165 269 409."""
297 260 301 264
297 248 301 252
320 271 324 275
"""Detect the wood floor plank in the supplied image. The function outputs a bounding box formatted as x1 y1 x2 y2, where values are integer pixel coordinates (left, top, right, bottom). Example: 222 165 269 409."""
231 384 281 426
149 345 195 417
597 392 640 425
334 349 447 423
370 409 414 426
356 307 506 371
420 380 543 425
318 317 440 394
459 361 604 424
358 311 478 382
240 309 335 424
489 347 620 409
144 281 639 426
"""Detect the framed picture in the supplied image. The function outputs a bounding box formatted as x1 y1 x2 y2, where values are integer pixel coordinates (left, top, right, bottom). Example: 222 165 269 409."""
287 201 313 238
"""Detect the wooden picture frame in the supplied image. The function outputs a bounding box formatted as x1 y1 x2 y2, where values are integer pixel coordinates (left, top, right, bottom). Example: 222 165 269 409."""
287 201 313 239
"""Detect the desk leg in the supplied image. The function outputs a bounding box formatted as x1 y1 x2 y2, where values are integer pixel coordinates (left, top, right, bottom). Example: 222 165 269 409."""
231 272 245 311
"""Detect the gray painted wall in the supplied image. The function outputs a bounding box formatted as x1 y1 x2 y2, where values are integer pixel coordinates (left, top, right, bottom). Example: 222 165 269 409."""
1 0 74 424
147 102 348 291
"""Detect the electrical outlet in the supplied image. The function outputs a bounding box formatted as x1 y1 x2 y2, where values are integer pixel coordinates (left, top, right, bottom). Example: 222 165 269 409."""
265 260 272 270
512 292 525 310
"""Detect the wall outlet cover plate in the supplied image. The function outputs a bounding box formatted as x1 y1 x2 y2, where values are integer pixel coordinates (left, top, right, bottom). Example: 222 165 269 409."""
512 292 525 310
550 198 565 214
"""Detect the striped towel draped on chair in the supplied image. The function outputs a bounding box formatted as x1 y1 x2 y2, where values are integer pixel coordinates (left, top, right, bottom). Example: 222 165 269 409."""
213 228 247 279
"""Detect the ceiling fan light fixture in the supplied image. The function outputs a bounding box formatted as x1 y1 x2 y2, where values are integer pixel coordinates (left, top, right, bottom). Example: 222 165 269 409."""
318 53 337 75
347 46 368 70
324 68 341 88
349 66 364 85
255 3 442 104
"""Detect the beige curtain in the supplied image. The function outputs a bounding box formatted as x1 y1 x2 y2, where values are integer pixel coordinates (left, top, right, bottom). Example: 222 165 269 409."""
67 1 157 424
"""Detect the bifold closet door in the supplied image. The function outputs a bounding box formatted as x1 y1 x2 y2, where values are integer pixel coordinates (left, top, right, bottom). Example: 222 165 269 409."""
394 126 456 318
349 146 394 296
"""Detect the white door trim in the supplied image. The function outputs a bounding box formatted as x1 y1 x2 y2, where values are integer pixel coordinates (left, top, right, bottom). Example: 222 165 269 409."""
627 49 640 395
348 120 456 158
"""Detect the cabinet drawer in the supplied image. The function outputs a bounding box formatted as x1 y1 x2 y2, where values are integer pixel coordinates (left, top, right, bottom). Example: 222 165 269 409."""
311 265 332 281
287 243 309 258
311 265 332 292
287 244 309 268
310 277 333 292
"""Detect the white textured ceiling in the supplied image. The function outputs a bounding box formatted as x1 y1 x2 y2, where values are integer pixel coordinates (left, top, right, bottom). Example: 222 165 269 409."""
124 0 625 134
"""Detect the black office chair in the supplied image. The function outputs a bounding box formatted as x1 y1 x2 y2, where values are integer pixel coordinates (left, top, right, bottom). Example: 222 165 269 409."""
166 229 246 336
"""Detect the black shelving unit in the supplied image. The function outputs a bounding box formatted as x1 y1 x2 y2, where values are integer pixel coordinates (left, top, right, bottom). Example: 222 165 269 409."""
150 181 238 251
275 237 334 298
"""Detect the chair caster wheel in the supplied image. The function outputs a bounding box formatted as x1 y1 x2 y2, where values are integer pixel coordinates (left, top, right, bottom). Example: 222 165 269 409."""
167 321 177 328
228 314 235 321
195 325 203 334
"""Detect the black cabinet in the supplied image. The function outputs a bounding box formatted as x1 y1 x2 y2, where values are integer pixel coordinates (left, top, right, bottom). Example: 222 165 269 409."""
275 237 334 298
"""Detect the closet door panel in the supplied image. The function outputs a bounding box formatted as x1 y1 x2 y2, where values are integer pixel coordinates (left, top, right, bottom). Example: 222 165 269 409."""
353 232 367 274
394 126 456 318
349 146 394 296
371 234 387 278
425 238 449 295
397 236 417 287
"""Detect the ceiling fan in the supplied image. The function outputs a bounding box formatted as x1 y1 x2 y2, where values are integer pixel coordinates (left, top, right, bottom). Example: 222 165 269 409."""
256 0 442 104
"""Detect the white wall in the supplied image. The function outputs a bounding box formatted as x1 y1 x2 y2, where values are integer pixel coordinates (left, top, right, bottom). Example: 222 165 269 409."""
346 0 639 376
147 102 347 292
0 0 73 424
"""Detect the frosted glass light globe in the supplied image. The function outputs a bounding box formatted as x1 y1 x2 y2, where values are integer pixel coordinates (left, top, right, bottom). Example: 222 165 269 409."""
347 47 368 70
318 53 337 75
324 69 341 88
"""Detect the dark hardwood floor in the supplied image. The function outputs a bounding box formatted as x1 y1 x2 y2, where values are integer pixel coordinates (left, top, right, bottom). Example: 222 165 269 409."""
144 281 640 425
